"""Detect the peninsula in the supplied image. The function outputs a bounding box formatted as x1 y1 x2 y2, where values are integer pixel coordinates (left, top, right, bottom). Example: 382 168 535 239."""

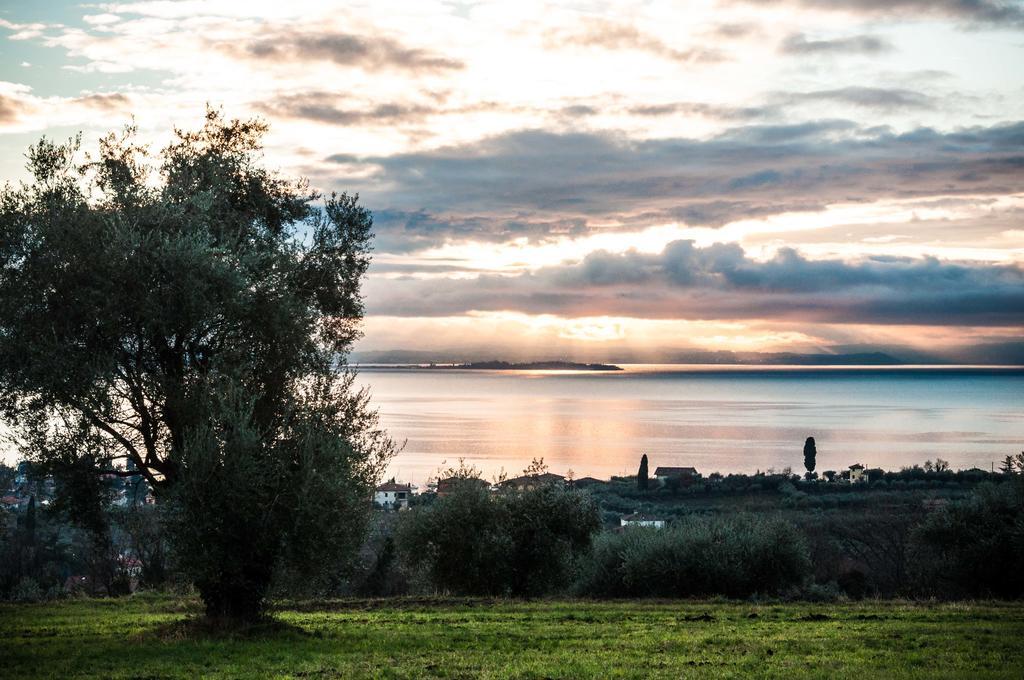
448 360 622 371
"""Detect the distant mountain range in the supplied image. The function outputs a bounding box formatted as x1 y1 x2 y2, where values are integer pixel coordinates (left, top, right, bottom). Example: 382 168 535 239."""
671 351 903 366
350 349 905 366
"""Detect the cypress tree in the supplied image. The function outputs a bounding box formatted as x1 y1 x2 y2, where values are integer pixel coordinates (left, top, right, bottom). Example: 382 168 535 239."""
638 454 649 491
803 437 817 477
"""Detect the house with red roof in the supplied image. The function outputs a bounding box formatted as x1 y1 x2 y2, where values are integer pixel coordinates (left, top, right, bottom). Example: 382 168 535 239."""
374 479 412 510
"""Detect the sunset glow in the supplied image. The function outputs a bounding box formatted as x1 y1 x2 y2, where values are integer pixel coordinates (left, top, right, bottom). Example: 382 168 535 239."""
1 0 1022 364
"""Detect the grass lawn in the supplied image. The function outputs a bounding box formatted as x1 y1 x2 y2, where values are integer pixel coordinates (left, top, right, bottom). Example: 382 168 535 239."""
2 595 1022 678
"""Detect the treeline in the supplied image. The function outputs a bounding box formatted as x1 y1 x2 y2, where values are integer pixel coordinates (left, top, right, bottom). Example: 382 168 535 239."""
5 471 1024 602
352 474 1024 600
588 464 1003 520
603 464 1002 500
0 502 168 602
0 460 169 602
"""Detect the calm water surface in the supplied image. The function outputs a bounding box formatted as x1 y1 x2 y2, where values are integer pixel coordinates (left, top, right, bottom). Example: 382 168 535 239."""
357 365 1024 485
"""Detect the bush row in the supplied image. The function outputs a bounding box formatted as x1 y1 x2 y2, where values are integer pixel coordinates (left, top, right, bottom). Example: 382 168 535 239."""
367 478 1024 600
6 477 1024 602
577 515 810 598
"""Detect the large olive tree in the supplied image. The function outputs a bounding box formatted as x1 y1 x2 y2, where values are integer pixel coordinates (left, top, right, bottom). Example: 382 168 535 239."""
0 110 394 621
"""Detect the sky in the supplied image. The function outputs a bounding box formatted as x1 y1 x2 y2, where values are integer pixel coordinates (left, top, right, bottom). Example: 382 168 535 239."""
1 0 1023 364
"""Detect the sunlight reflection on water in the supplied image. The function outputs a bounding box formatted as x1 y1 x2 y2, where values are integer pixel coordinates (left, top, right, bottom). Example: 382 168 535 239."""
357 365 1024 485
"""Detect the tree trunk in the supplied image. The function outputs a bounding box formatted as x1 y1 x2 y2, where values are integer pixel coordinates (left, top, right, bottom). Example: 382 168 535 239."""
197 564 275 624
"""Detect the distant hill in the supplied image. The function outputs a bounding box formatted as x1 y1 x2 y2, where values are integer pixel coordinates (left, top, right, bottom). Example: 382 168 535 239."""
449 361 622 371
663 350 904 365
745 352 903 366
351 349 906 366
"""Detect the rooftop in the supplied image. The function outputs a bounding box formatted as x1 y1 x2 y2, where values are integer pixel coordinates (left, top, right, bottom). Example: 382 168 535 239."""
376 481 412 492
653 466 698 476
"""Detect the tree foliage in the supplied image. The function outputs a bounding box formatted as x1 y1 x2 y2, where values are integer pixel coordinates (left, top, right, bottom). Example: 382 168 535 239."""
0 110 394 620
578 514 811 598
396 484 600 596
803 437 816 475
909 480 1024 598
637 454 649 491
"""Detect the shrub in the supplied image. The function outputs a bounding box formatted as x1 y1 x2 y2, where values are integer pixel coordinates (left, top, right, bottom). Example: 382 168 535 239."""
10 577 43 603
577 514 811 598
396 484 600 596
909 481 1024 598
798 581 845 602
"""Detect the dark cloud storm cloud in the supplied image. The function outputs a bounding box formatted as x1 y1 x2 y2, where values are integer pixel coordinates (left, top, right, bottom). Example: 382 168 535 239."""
324 121 1024 251
369 210 589 253
366 241 1024 327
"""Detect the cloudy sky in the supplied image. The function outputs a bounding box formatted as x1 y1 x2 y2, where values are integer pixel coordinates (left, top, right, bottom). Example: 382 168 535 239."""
2 0 1023 363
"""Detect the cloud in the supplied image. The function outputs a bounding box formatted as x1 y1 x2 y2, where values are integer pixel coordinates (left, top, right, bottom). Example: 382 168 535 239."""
365 241 1024 327
72 92 131 110
323 121 1024 251
0 86 131 131
770 87 935 111
707 22 760 39
225 30 463 72
258 94 436 125
370 210 589 253
626 102 773 120
545 18 726 63
256 92 510 126
738 0 1024 26
0 18 53 41
0 94 35 124
559 104 600 117
558 242 1021 295
780 32 894 54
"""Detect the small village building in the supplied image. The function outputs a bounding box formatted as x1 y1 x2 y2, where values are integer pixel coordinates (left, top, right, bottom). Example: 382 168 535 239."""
374 480 412 510
620 513 667 529
849 464 867 483
118 555 143 578
653 466 699 485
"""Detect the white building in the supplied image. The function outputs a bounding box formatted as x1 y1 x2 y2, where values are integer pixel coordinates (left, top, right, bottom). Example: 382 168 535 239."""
849 464 867 483
374 480 412 510
620 513 667 529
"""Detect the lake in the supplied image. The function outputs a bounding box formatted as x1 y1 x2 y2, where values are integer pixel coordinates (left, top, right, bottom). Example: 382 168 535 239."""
357 365 1024 485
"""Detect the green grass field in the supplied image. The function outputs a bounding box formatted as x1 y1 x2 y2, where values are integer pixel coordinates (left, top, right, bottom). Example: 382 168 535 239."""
2 595 1023 678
